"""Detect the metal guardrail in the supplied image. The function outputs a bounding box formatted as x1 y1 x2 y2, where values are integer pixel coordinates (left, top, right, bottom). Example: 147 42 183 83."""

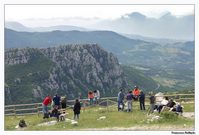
5 93 194 116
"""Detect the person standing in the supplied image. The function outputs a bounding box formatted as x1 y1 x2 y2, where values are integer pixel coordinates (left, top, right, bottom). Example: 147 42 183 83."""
53 94 61 109
88 91 94 105
149 92 155 113
117 89 125 111
93 90 100 104
93 90 98 104
73 99 81 120
96 90 100 104
78 92 82 102
42 95 52 119
61 96 67 109
139 91 145 111
133 86 140 101
126 91 133 112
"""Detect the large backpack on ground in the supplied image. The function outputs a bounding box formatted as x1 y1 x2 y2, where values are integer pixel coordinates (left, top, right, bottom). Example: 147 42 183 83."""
19 119 27 128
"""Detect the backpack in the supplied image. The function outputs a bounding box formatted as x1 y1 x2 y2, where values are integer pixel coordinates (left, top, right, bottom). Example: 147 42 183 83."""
19 119 27 128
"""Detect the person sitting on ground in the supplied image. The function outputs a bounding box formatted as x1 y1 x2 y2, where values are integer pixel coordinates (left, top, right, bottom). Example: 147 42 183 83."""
161 98 176 112
126 91 134 112
59 112 66 121
132 86 140 101
170 102 183 115
167 98 176 108
176 102 183 114
73 99 81 120
49 105 61 121
139 91 145 111
157 96 169 113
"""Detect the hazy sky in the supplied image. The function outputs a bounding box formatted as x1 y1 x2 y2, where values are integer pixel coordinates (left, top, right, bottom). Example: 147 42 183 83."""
5 5 194 27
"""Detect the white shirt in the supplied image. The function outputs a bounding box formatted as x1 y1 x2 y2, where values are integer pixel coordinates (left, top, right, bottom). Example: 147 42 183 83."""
161 99 168 105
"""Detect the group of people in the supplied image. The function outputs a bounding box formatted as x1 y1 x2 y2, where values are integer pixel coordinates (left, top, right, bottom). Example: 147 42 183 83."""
117 86 146 112
42 90 101 121
87 90 100 105
153 96 183 114
41 87 184 121
117 86 183 115
42 94 81 121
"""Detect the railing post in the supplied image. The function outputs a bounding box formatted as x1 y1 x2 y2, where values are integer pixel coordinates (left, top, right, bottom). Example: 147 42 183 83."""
14 106 16 117
83 100 86 111
106 98 109 112
36 104 39 116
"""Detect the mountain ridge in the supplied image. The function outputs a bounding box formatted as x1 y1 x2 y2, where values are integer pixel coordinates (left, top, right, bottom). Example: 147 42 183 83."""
5 21 89 32
5 44 127 104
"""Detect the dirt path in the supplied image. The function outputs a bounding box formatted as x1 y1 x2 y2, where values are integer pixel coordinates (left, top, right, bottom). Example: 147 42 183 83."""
80 125 194 131
182 112 194 119
80 112 195 131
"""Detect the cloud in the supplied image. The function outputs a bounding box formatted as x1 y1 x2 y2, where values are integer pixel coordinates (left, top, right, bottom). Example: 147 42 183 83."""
93 12 194 40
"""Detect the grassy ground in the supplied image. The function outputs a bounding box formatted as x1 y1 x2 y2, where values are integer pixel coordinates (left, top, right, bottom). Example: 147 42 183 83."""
5 102 194 131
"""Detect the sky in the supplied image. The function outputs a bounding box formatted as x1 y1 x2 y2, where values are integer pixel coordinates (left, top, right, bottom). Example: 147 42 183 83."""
5 5 194 27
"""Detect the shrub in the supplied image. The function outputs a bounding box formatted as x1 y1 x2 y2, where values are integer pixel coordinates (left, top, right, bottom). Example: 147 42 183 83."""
160 112 178 121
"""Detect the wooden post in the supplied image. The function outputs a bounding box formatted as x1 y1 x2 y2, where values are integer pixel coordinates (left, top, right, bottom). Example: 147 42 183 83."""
83 100 86 111
36 104 39 116
106 98 109 112
14 106 16 117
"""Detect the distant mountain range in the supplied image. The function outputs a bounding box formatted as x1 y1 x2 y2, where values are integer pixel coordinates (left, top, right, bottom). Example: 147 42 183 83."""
5 28 144 55
122 34 186 45
5 21 89 32
5 28 194 90
6 21 185 45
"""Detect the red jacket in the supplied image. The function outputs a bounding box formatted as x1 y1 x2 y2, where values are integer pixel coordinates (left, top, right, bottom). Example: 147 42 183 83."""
133 89 140 96
43 96 52 106
88 93 94 99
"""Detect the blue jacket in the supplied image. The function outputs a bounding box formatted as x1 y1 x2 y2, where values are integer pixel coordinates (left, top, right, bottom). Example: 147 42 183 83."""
139 93 145 102
53 96 61 106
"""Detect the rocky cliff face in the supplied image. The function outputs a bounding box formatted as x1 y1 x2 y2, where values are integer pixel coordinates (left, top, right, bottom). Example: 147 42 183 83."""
5 44 127 104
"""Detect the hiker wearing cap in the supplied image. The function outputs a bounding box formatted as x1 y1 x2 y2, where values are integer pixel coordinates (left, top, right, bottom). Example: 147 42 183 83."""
117 89 125 111
133 86 140 101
